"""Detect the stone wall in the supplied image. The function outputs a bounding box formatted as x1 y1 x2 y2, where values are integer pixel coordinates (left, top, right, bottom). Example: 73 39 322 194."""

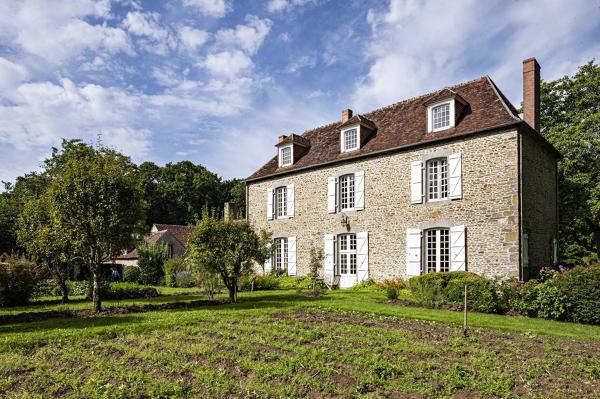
247 129 521 280
521 129 558 273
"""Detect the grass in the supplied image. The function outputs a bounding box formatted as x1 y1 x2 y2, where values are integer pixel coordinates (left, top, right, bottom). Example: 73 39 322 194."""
1 288 599 398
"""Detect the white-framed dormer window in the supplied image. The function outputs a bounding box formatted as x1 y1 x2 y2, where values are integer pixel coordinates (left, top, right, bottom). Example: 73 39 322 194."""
426 158 448 202
427 100 455 132
278 145 293 167
341 126 359 152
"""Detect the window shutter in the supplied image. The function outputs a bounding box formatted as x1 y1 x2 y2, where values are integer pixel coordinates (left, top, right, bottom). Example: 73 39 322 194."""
286 184 295 218
267 188 274 220
287 236 296 276
355 170 365 210
450 225 466 271
406 228 422 277
449 153 462 200
411 161 423 204
356 231 368 281
327 176 337 213
264 242 272 274
324 234 335 283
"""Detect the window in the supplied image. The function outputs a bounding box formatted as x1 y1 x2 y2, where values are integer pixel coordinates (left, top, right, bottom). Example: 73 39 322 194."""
339 174 355 211
275 186 287 218
342 128 358 152
168 244 174 258
338 234 357 275
425 228 450 273
273 238 288 272
279 145 293 167
427 158 448 201
427 100 455 132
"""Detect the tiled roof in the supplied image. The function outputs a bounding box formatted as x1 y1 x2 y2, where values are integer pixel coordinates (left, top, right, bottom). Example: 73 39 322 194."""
246 76 524 181
338 114 377 130
152 224 192 248
276 133 311 148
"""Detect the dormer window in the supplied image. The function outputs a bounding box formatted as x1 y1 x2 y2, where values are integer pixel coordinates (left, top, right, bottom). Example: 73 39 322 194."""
427 100 455 132
279 145 293 167
342 127 359 152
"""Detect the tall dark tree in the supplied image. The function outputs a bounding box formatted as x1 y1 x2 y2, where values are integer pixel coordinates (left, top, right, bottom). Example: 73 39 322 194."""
541 60 600 264
221 178 246 218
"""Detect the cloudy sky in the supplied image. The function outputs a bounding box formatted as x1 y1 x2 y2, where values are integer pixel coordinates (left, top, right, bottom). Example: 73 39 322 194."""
0 0 598 185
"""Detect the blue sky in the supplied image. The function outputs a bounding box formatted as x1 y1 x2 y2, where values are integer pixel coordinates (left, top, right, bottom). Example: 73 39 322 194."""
0 0 598 185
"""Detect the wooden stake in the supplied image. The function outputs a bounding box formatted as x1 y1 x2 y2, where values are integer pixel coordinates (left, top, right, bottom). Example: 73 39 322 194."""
463 284 468 337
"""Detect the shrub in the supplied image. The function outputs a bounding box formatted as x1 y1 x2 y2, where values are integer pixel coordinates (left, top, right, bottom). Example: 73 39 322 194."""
69 280 93 297
238 274 280 291
0 259 40 307
534 281 571 320
123 266 141 283
350 279 380 291
137 243 168 285
33 279 56 298
408 272 446 308
553 265 600 324
174 270 196 288
386 286 399 300
163 258 186 287
378 278 408 291
102 282 159 300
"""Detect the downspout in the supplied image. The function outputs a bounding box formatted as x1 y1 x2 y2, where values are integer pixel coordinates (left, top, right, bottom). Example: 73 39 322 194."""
518 129 523 281
245 182 249 222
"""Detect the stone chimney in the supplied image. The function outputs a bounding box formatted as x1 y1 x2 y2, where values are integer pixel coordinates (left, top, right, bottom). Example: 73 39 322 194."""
342 108 353 123
523 58 540 132
224 202 237 221
278 134 287 143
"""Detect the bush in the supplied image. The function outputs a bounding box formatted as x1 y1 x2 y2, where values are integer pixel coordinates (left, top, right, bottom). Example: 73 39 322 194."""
174 270 196 288
378 278 408 291
239 274 280 291
409 272 501 313
123 266 141 283
137 243 168 285
0 259 40 307
102 282 159 300
534 281 571 320
33 279 56 298
69 280 93 297
386 286 399 300
553 265 600 324
163 258 187 287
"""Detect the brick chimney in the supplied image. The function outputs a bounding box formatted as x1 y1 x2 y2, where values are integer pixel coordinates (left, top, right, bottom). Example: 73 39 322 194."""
278 134 287 143
523 58 540 132
342 108 353 123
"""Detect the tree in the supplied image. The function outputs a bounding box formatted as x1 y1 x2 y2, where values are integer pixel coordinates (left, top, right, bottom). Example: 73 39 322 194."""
137 242 168 285
308 246 324 292
221 178 246 218
16 195 72 302
187 216 270 302
541 60 600 263
45 142 146 312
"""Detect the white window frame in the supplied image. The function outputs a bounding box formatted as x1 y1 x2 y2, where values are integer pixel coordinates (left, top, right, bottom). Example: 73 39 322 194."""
278 144 293 167
273 237 288 272
274 186 288 219
340 125 360 153
427 99 455 133
426 158 449 202
338 234 357 276
338 173 355 212
424 228 450 273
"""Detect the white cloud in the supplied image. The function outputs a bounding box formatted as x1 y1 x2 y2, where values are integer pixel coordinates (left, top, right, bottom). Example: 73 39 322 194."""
267 0 313 13
285 55 316 73
214 15 272 55
200 50 253 78
182 0 231 18
353 0 600 110
178 26 210 53
122 11 174 55
0 57 29 94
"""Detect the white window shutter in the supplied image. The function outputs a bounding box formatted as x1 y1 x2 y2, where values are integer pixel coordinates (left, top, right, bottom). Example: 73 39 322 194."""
286 184 295 217
355 171 365 210
356 231 369 281
327 176 337 213
267 188 274 220
287 236 296 276
449 153 462 200
406 228 422 277
411 161 423 204
450 225 466 271
324 234 335 282
264 242 272 274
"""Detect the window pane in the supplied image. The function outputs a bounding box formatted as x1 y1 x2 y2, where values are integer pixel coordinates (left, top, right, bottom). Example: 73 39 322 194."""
339 174 355 210
427 230 436 273
440 159 448 199
427 159 448 201
425 228 450 273
350 254 357 274
276 187 287 218
440 229 449 272
281 147 292 165
340 254 348 274
344 129 357 151
433 103 450 130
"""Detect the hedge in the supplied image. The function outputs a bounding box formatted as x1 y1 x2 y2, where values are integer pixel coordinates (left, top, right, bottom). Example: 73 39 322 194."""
0 259 39 307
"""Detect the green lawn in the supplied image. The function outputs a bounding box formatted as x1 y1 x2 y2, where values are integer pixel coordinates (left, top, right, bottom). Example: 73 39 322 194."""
1 289 599 398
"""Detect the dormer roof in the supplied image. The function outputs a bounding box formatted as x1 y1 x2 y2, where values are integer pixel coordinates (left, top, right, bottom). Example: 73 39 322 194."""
422 88 468 107
337 114 377 130
275 133 311 148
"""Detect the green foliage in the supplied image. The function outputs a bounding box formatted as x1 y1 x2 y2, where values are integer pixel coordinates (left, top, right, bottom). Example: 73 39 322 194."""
185 256 223 300
0 258 40 306
102 282 159 300
378 278 408 291
409 272 500 313
66 280 91 297
386 286 399 300
308 246 324 292
541 60 600 263
123 266 142 283
553 264 600 324
137 243 168 285
187 216 270 302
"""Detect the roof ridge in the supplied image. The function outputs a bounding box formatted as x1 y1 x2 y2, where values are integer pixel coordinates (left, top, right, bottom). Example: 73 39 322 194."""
297 76 488 138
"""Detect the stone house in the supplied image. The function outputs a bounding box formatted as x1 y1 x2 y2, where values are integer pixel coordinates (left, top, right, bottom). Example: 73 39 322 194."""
245 58 560 288
116 223 192 267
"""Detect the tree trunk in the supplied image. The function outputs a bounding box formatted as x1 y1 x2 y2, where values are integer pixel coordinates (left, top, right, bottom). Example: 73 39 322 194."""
59 280 69 303
228 277 237 303
92 271 102 312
